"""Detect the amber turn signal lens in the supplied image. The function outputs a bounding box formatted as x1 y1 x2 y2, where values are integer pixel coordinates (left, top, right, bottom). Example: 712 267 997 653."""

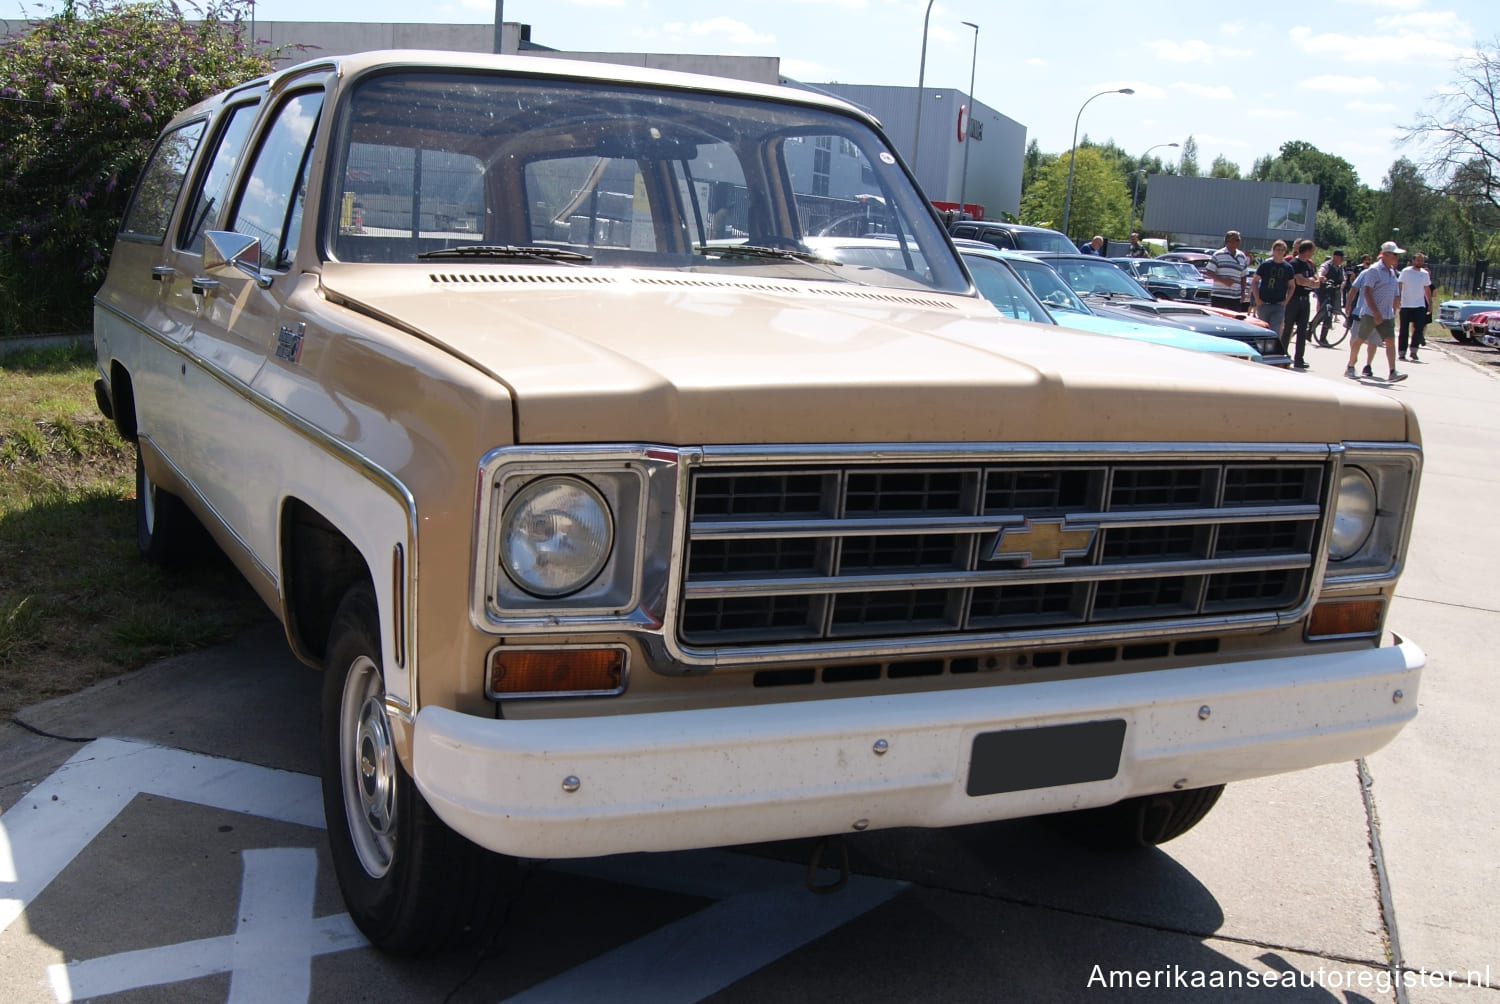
1307 599 1384 640
489 648 624 695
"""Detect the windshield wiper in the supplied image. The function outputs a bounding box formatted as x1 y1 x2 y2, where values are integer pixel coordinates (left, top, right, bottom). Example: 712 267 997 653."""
416 245 593 262
697 244 842 266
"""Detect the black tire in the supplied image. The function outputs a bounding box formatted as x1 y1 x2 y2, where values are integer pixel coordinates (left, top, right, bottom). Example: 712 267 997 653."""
134 446 195 566
1059 784 1225 849
320 583 514 955
1323 322 1349 348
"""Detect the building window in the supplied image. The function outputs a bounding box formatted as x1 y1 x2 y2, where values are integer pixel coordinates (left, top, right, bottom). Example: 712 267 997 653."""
813 136 831 197
1268 197 1307 230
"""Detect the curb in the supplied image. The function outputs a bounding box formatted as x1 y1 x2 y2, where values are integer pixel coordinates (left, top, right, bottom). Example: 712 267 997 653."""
0 333 92 358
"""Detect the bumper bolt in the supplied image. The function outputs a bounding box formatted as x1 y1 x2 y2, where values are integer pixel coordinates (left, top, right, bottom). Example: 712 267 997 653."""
561 775 580 793
1198 705 1212 720
873 739 889 755
852 818 870 831
1173 778 1188 790
1393 689 1404 704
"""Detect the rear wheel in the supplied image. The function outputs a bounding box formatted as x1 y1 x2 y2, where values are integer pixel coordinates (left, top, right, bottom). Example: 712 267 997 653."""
1058 784 1225 849
134 446 195 565
321 583 514 954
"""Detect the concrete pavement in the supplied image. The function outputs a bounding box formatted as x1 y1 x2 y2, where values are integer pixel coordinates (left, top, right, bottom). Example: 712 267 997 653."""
0 334 1496 1002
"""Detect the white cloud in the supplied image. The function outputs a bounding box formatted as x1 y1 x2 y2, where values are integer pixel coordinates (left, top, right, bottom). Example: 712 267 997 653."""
1348 100 1399 113
1172 81 1235 101
1025 57 1047 67
787 0 868 8
1246 108 1297 120
1377 9 1468 32
1196 134 1252 149
661 17 775 47
1288 26 1463 64
1145 39 1227 63
1299 74 1382 91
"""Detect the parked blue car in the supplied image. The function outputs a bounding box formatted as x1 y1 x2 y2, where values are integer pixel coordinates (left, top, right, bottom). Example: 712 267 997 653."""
957 244 1262 362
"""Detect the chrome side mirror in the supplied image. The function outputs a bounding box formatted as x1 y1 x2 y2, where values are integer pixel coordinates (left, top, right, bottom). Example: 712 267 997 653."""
204 231 273 288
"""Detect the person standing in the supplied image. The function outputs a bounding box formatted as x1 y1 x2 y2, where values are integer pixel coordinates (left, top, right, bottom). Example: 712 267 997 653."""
1315 249 1346 345
1080 235 1105 256
1127 232 1148 258
1249 240 1293 337
1342 252 1373 337
1283 239 1319 369
1344 241 1407 383
1397 252 1432 361
1206 230 1249 312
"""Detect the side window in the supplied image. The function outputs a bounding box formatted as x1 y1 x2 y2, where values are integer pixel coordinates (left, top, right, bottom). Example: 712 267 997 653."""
229 91 324 270
965 256 1051 323
179 101 261 255
120 120 207 242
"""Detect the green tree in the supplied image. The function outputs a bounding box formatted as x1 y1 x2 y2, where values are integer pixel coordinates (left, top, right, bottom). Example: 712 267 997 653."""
1209 155 1240 180
0 0 271 335
1021 147 1131 241
1179 135 1200 177
1314 207 1354 251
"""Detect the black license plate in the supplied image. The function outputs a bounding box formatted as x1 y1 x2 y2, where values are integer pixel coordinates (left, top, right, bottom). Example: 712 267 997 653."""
966 719 1126 797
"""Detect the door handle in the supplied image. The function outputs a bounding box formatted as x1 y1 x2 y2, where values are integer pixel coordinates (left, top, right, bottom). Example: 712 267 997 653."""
151 266 175 281
190 277 220 294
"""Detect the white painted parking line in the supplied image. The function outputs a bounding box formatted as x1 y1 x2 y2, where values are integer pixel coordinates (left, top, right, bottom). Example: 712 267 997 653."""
504 873 904 1004
1 738 324 938
46 849 367 1003
4 738 909 1004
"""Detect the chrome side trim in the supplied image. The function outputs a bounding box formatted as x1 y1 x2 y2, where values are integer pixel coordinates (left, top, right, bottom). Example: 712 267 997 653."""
94 298 422 702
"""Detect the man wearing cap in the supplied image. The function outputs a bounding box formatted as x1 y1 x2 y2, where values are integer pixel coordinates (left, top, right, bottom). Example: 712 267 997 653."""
1397 252 1431 362
1344 241 1407 383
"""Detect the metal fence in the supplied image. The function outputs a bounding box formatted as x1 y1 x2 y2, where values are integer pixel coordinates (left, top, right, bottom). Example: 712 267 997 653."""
1427 261 1499 297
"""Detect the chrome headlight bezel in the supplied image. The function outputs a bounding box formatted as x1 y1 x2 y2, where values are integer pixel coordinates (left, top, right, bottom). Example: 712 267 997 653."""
473 446 682 630
1321 444 1421 590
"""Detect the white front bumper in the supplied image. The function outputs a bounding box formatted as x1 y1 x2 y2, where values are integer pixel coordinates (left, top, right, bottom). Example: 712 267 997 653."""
412 639 1423 859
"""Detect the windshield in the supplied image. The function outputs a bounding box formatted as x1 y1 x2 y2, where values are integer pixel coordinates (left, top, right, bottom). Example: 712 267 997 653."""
1051 258 1152 299
1013 229 1077 253
327 71 966 293
955 254 1053 323
1002 257 1091 314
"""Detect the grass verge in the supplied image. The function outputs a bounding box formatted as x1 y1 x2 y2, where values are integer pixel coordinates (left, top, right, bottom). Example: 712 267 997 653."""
0 343 271 719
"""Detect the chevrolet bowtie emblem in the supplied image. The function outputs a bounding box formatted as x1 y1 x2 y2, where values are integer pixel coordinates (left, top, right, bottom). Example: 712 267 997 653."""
985 518 1097 567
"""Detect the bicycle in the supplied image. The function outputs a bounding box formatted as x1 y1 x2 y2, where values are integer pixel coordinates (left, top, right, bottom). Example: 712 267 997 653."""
1307 283 1349 348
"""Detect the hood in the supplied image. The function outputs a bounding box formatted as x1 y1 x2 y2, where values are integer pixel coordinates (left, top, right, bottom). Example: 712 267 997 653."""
320 264 1411 446
1050 310 1260 359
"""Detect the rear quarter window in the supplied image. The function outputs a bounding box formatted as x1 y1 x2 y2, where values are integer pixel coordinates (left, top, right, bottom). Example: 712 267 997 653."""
120 120 207 242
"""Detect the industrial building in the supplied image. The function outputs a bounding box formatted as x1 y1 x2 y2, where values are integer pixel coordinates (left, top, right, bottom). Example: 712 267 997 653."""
1142 176 1320 253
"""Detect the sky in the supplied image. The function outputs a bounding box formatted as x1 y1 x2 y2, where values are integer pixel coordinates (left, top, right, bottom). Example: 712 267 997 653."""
21 0 1500 191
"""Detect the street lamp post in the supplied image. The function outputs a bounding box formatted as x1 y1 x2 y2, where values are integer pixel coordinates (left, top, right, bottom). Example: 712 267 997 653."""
957 21 979 219
1061 87 1134 240
911 0 937 182
1130 141 1179 236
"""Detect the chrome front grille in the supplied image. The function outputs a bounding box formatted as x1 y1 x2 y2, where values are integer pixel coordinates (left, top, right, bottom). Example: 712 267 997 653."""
678 457 1328 650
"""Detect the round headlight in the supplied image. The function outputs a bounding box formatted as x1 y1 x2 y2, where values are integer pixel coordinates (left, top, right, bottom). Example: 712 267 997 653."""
1329 468 1377 561
499 477 613 597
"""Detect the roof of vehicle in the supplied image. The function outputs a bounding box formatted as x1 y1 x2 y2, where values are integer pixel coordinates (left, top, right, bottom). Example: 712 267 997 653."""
167 48 878 132
952 221 1067 235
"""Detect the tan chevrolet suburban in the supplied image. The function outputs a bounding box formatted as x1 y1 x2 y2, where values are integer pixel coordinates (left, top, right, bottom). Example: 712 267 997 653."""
94 50 1425 954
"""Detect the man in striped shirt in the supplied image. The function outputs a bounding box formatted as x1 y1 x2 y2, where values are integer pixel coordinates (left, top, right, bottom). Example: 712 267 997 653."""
1206 230 1250 311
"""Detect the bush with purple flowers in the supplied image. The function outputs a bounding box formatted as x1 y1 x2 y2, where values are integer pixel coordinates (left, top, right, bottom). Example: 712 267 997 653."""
1 0 271 336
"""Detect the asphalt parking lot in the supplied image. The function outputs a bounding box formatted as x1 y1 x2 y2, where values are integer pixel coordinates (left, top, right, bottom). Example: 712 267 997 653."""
2 339 1497 1003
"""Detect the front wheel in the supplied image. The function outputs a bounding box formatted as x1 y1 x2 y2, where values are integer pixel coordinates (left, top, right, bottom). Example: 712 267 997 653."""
321 584 514 954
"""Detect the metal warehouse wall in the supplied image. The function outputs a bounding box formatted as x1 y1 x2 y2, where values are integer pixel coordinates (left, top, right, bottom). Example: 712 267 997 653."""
1142 176 1319 251
814 84 1026 218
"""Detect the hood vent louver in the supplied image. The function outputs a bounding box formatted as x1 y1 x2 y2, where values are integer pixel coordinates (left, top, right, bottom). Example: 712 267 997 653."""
427 272 959 311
